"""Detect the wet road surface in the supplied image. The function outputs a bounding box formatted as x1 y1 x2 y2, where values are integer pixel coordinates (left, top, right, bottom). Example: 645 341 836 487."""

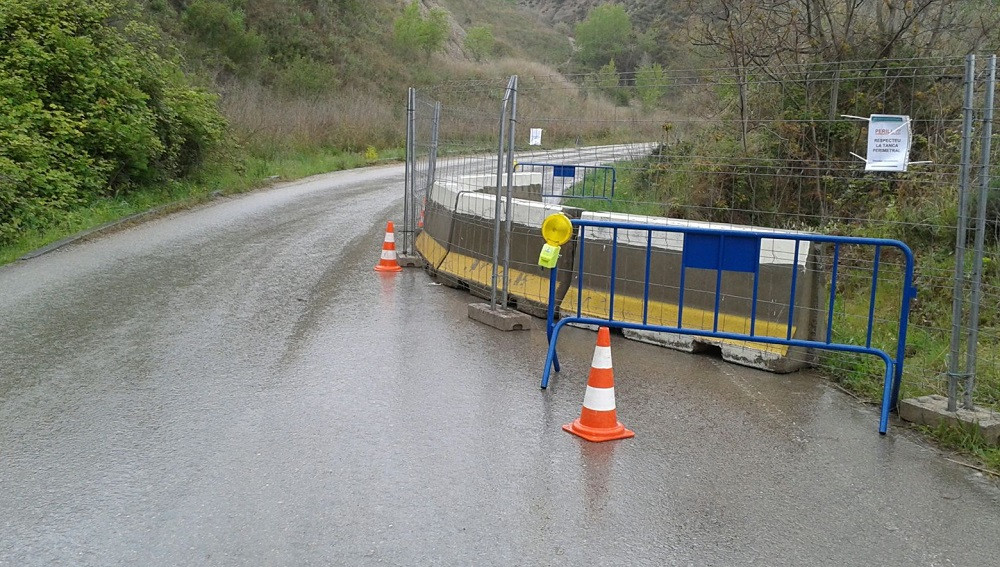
2 164 999 566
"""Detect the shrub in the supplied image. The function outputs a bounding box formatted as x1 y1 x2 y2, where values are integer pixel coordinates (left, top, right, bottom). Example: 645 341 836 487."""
635 62 666 110
575 4 633 69
393 1 450 60
182 0 264 76
274 56 339 97
464 25 494 62
0 0 225 243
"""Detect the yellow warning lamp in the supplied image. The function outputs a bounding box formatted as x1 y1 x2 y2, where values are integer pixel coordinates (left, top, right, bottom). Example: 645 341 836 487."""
538 213 573 268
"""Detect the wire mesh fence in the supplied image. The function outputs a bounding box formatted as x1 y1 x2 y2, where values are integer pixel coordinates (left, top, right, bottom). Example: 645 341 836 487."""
408 54 1000 413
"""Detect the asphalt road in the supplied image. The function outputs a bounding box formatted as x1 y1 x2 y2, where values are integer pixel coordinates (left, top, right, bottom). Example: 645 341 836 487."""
2 162 999 566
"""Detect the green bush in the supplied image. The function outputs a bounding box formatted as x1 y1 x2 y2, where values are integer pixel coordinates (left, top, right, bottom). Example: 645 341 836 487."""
393 1 450 60
635 62 666 110
182 0 264 75
274 56 339 97
0 0 225 244
464 25 494 62
575 4 633 69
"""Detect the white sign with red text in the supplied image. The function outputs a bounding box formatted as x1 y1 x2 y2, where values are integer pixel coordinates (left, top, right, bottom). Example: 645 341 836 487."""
865 114 911 172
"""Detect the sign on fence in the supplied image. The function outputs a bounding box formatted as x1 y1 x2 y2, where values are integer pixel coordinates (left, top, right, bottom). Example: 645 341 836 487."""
529 128 543 146
865 115 911 172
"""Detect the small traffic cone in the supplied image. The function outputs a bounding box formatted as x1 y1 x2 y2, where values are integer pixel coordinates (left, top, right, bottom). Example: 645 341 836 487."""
374 221 403 272
563 327 634 442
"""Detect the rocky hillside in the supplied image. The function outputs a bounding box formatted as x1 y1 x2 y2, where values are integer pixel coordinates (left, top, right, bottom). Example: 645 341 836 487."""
515 0 692 66
517 0 676 25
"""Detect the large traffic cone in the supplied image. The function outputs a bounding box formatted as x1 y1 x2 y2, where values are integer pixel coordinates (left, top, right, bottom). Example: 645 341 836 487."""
374 221 403 272
563 327 635 442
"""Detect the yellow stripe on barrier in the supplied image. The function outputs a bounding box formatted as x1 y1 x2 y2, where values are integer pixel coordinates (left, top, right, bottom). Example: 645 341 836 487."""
561 288 793 356
415 231 449 268
416 233 551 304
417 231 793 356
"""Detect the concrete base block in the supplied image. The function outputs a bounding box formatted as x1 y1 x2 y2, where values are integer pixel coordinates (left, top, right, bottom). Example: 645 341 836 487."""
623 328 698 353
622 328 800 373
718 344 802 374
899 395 1000 446
468 303 532 331
566 321 600 331
395 254 425 268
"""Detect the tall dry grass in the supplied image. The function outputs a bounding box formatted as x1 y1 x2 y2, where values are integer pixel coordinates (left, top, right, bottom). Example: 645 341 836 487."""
221 83 405 152
219 57 675 156
426 57 673 146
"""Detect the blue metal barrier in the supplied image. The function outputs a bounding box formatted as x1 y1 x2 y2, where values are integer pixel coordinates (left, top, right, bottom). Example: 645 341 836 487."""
516 162 616 200
542 219 917 435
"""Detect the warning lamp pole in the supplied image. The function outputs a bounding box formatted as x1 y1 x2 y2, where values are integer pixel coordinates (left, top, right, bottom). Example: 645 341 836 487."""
539 213 573 379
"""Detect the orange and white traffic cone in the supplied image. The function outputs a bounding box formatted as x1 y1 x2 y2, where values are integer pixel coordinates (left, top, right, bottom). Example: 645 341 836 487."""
374 221 403 273
563 326 635 442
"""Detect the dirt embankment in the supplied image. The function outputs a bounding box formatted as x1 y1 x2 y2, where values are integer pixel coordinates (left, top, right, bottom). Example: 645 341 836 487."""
516 0 678 25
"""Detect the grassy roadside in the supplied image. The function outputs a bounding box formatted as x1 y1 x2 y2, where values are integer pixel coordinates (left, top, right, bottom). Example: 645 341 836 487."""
0 146 404 266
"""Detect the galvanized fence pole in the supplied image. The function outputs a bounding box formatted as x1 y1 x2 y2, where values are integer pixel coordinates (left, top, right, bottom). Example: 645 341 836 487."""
427 101 441 195
404 87 416 256
491 77 515 310
964 54 997 410
501 75 519 308
947 54 976 412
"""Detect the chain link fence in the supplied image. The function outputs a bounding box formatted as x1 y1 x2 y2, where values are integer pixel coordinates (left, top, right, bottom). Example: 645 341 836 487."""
406 55 1000 413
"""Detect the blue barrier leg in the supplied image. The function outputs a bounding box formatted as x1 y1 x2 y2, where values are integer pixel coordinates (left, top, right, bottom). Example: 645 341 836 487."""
879 357 894 435
890 284 917 410
545 267 560 377
541 341 556 389
542 319 577 388
541 320 571 389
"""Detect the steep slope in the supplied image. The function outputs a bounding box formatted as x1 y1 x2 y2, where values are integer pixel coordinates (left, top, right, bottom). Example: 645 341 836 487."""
517 0 683 27
427 0 573 65
515 0 694 67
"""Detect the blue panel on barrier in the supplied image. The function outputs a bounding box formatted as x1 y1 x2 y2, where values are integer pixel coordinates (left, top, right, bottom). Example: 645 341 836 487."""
682 233 760 273
553 165 576 178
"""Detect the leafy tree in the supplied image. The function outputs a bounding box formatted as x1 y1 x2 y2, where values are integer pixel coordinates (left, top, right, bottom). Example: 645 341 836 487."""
575 4 633 69
393 1 423 55
635 62 666 110
595 59 629 105
421 8 449 57
393 1 450 60
597 60 620 92
0 0 225 244
464 25 494 62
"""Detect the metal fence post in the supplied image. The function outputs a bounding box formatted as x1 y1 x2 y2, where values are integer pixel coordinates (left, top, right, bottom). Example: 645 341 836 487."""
947 54 976 412
964 54 997 410
404 87 416 256
427 101 441 196
501 75 519 308
491 77 515 310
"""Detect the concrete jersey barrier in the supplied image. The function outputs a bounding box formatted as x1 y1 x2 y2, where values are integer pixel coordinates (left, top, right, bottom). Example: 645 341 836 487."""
563 211 824 372
416 183 825 373
415 180 579 318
